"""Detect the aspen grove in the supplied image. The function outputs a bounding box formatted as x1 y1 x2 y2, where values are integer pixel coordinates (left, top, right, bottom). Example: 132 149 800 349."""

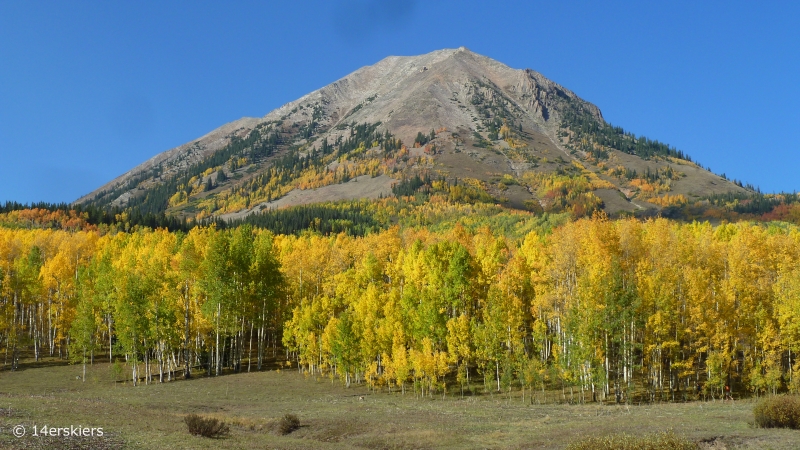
1 216 800 402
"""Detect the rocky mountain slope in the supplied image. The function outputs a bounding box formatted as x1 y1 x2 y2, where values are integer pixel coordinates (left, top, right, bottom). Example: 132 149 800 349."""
76 47 747 220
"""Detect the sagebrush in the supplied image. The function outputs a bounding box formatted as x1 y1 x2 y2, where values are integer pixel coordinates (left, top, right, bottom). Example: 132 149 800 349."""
277 413 300 435
753 395 800 429
184 414 231 438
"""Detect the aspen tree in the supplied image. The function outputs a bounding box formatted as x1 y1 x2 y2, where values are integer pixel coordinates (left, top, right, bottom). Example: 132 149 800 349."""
199 229 232 376
251 230 282 371
70 264 100 381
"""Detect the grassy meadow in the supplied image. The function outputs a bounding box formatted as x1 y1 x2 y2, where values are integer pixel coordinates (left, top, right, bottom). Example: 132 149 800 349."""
0 359 798 449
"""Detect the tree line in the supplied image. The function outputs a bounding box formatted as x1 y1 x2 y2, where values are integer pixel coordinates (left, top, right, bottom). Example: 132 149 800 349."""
1 217 800 403
282 217 800 402
0 201 190 232
0 225 283 385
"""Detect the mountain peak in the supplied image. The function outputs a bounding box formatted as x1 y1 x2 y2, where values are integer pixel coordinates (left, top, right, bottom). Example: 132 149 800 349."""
76 49 746 220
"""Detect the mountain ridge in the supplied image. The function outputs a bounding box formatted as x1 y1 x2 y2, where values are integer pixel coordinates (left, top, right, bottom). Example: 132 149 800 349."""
76 47 746 221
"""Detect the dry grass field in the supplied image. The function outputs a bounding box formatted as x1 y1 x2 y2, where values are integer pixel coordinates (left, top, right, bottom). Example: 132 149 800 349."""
0 359 798 449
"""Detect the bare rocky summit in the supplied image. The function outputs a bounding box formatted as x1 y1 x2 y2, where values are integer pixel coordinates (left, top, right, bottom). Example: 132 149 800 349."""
264 47 600 144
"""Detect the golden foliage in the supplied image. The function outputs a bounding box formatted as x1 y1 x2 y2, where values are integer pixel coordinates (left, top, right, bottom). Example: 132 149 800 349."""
647 193 689 207
1 216 800 401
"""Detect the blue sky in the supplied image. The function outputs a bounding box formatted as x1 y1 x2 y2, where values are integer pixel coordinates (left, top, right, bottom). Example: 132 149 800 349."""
1 1 798 203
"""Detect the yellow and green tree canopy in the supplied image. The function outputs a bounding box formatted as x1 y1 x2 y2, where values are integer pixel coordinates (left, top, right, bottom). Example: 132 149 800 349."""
2 217 800 401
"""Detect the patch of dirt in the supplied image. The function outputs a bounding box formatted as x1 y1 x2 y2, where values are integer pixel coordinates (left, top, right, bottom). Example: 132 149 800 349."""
217 175 395 221
502 184 536 210
593 188 639 215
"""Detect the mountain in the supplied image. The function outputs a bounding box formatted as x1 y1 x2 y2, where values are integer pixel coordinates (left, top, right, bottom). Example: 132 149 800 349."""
75 47 747 222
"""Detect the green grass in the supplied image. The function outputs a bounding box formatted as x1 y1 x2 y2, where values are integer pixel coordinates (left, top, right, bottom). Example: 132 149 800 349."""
0 360 798 449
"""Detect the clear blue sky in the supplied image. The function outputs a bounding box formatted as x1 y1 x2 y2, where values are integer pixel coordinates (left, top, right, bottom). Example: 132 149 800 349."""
1 1 798 203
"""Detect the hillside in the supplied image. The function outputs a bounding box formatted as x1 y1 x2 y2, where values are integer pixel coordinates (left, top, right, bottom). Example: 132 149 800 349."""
75 47 747 221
